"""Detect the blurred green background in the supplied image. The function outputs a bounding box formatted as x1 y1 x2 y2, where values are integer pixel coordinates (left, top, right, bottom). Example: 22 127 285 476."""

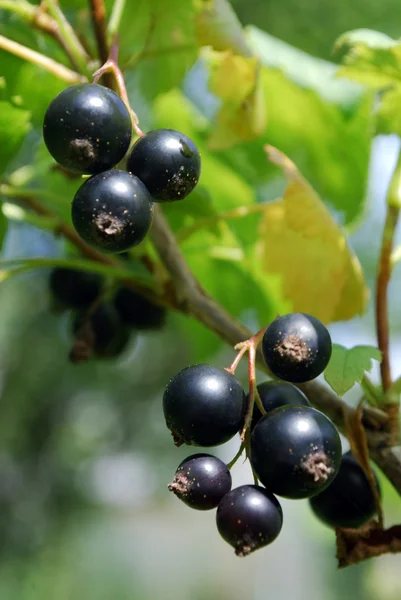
0 1 401 599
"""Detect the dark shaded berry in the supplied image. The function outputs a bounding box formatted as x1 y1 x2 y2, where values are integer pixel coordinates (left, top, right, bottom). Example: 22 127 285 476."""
168 454 231 510
163 364 246 447
309 451 380 529
43 83 132 174
72 303 130 359
216 485 283 557
127 129 201 202
114 287 166 330
71 170 153 254
49 267 103 309
262 313 332 383
250 405 341 499
251 381 310 429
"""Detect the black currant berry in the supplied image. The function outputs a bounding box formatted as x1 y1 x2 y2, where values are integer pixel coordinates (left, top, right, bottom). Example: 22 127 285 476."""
114 287 166 330
163 364 246 447
262 313 332 383
72 303 130 360
216 485 283 557
251 381 310 429
43 83 132 174
309 451 380 529
49 267 103 309
71 170 153 253
250 405 341 499
168 454 232 510
127 129 201 202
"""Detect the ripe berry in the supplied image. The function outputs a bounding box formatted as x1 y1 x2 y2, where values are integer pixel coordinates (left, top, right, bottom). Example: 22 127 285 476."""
163 364 246 447
168 454 232 510
71 170 153 253
127 129 201 202
250 405 341 499
216 485 283 557
251 381 310 429
72 303 130 359
262 313 332 382
114 287 166 330
49 267 103 309
43 83 132 174
309 451 380 529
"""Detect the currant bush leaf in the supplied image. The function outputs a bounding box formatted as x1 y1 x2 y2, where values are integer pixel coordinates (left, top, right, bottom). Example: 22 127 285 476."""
194 0 251 56
335 29 401 89
324 344 382 397
120 0 197 100
0 101 31 175
255 146 369 324
202 48 267 149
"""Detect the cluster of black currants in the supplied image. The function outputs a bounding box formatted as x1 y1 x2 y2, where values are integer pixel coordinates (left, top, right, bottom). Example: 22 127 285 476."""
164 313 380 557
43 83 201 253
49 265 166 362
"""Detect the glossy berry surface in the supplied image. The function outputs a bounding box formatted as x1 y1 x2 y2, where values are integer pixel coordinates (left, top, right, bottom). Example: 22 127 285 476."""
216 485 283 557
127 129 201 202
168 454 232 510
114 287 166 330
49 267 103 309
73 303 131 359
251 381 310 429
250 405 341 499
43 84 132 174
72 170 153 253
163 364 246 447
309 451 380 529
262 313 332 383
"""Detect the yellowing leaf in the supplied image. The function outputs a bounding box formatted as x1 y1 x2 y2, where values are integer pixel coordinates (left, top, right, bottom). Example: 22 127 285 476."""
255 146 368 323
203 49 267 149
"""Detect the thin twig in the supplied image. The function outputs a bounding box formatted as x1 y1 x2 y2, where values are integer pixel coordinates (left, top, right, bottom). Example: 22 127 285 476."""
88 0 115 89
0 35 86 83
45 0 91 77
92 38 144 136
376 150 401 393
88 0 109 63
107 0 126 42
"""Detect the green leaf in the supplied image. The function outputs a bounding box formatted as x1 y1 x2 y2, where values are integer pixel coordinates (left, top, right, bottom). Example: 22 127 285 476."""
335 28 401 89
376 87 401 136
0 101 31 175
120 0 198 100
324 344 382 397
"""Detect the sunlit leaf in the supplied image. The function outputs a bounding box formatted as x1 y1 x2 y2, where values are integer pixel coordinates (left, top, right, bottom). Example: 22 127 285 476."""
335 28 401 88
255 146 369 323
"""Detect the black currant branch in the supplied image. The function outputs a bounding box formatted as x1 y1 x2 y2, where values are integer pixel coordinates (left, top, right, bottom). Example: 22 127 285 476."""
2 0 401 566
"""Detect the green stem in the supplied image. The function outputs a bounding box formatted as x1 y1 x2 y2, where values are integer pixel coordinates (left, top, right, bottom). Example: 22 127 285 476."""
107 0 126 42
0 34 85 83
0 256 142 281
360 375 381 407
0 0 36 19
45 0 91 77
227 442 245 470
